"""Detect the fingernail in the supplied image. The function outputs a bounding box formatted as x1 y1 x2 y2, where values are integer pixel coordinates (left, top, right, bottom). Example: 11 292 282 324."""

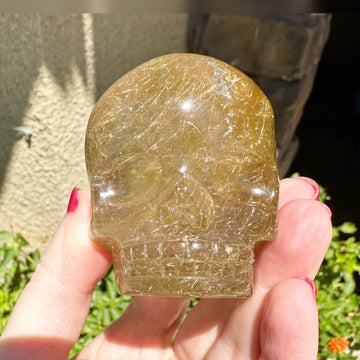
67 187 79 213
320 202 332 218
297 177 320 200
294 276 317 299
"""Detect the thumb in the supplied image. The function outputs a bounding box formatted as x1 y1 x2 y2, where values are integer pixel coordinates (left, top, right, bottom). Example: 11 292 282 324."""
1 188 112 350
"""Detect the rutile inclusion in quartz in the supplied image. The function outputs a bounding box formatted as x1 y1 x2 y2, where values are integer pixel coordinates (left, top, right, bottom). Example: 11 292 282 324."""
85 53 279 298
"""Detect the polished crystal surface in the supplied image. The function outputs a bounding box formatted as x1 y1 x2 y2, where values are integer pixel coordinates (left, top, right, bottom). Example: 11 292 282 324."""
85 53 279 297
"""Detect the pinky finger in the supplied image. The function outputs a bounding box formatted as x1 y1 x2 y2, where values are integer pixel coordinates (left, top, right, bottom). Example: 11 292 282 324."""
259 278 318 360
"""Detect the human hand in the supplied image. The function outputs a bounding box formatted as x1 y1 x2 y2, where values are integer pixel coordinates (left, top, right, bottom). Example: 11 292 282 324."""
0 177 332 360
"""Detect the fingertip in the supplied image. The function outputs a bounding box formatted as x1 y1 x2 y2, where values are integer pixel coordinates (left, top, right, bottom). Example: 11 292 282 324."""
256 198 333 289
66 188 91 222
318 201 332 218
260 278 318 359
293 276 317 299
299 199 333 241
278 177 320 209
263 278 318 321
279 198 332 236
295 177 320 200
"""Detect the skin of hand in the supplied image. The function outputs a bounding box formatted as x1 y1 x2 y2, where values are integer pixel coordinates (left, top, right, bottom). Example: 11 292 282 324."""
0 177 332 360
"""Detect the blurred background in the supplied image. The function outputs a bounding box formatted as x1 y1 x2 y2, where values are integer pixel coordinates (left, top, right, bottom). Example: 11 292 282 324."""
289 13 360 227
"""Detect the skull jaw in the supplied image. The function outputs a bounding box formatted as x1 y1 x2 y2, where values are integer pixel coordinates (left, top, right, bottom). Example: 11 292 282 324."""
117 270 254 298
92 231 258 298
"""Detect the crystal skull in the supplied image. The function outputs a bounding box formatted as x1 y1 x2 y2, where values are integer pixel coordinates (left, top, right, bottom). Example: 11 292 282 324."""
85 53 279 297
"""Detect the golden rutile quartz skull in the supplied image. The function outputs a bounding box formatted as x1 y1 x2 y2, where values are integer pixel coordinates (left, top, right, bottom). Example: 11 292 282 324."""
85 53 279 298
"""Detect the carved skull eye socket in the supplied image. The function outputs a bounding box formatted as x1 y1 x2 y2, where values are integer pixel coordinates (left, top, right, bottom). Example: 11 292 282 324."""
92 153 162 207
209 155 278 205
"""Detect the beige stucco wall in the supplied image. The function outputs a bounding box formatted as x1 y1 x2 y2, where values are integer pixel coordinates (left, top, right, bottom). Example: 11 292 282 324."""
0 13 189 249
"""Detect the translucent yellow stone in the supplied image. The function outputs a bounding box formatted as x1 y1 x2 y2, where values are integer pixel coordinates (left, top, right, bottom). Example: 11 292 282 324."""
85 53 279 297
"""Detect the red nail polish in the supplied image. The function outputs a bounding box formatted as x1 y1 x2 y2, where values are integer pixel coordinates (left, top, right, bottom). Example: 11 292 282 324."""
295 276 317 299
297 177 320 200
67 187 79 213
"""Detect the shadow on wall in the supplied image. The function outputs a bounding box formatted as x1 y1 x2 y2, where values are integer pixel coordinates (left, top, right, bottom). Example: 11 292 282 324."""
0 14 41 192
0 14 88 194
